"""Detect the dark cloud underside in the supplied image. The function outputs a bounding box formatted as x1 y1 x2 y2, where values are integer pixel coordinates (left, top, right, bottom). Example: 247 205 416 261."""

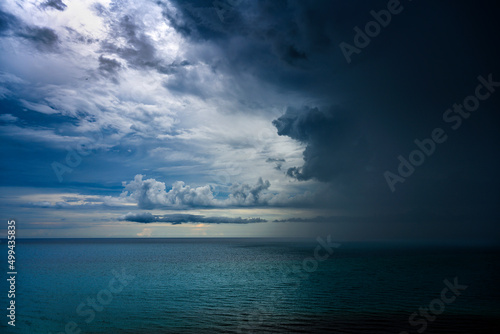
121 212 266 224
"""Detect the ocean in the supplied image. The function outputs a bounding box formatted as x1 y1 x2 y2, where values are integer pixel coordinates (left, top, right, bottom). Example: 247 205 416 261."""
1 238 499 333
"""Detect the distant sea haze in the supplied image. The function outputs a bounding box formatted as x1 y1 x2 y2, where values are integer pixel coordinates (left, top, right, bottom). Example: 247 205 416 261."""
1 238 499 333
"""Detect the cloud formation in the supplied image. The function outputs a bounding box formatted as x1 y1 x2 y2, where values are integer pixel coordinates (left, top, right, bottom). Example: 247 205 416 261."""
273 106 370 182
41 0 67 12
0 8 59 52
120 211 266 224
123 174 275 209
98 55 122 75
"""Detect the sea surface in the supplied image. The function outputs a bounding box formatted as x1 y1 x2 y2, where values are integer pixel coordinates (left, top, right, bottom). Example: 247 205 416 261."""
1 238 499 333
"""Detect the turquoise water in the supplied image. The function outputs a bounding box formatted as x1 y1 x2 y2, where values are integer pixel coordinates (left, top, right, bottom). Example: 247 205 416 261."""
1 238 499 333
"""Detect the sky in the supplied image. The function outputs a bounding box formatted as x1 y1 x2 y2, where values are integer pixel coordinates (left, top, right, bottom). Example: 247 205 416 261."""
0 0 499 240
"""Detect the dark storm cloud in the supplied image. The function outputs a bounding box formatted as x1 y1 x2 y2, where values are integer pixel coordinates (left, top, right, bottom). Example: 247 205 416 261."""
273 215 380 224
17 26 59 51
228 177 270 205
98 55 121 74
100 15 154 70
281 45 308 65
0 9 18 34
41 0 67 11
274 211 500 226
113 15 156 67
161 0 359 95
161 66 208 97
99 13 192 88
273 106 370 182
273 216 338 223
120 211 266 224
160 0 237 40
266 157 285 171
